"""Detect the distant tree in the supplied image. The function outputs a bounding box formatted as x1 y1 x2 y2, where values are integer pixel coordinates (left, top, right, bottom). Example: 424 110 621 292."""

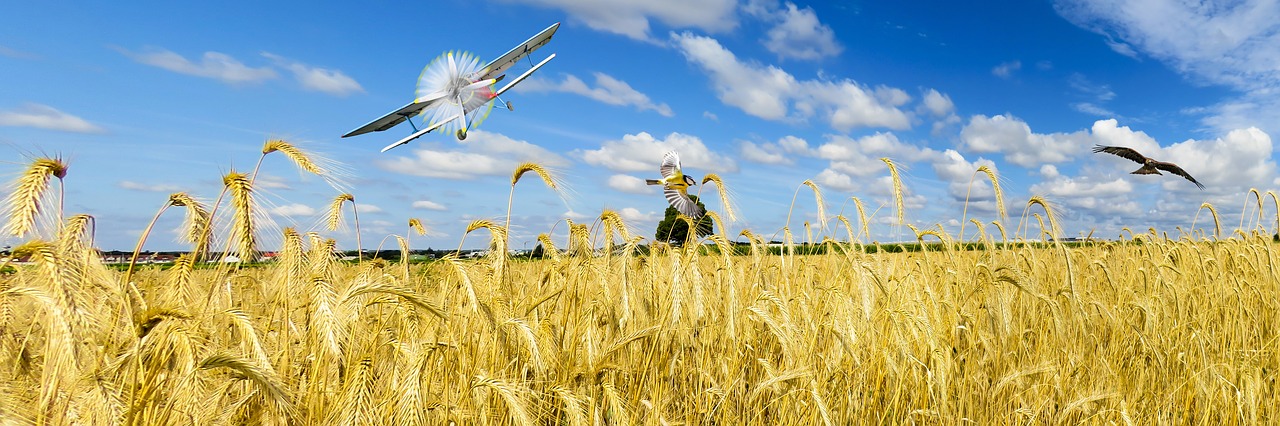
654 195 714 245
530 243 545 259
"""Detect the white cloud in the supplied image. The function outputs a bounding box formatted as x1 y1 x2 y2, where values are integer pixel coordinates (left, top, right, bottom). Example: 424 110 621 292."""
1054 0 1280 135
740 141 790 165
376 130 568 179
116 47 276 84
959 114 1093 167
1040 164 1061 179
702 111 719 121
262 52 364 96
518 72 673 116
505 0 738 40
921 89 955 117
1160 126 1274 192
271 203 316 217
992 60 1021 78
815 132 939 177
617 207 659 224
1072 102 1115 117
412 200 448 211
254 174 291 190
747 1 843 60
354 204 383 214
607 174 653 194
118 181 184 192
814 168 857 192
930 149 998 202
671 32 914 131
741 135 811 165
578 131 738 174
0 103 104 133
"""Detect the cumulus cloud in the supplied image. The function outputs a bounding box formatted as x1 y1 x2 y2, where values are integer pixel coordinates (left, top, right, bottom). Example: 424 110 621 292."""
578 131 737 173
262 52 364 96
271 203 316 217
740 135 809 165
505 0 737 40
814 132 939 177
992 60 1021 78
671 32 914 131
1025 120 1276 230
412 200 447 211
118 181 184 192
920 89 961 134
0 103 104 133
115 46 276 84
746 1 843 60
814 168 857 192
607 174 653 194
741 141 789 165
376 130 568 179
930 149 999 203
354 204 383 214
617 207 659 224
518 72 673 116
959 114 1093 167
921 89 955 117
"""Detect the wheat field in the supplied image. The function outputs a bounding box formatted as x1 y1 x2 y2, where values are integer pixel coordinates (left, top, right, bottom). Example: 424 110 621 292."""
1 147 1278 425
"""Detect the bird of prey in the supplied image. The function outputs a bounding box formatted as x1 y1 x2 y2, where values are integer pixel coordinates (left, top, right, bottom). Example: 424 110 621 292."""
646 151 704 218
1091 145 1205 190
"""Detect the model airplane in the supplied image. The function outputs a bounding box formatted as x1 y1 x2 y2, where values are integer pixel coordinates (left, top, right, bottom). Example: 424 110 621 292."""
342 22 560 152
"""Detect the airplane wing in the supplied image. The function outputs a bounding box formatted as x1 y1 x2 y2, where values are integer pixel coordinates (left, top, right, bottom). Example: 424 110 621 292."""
342 100 437 138
380 113 460 152
481 22 560 81
493 54 555 98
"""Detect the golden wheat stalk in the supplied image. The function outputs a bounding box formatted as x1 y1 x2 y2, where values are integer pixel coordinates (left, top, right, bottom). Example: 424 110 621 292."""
1196 202 1222 240
254 139 350 191
507 162 565 238
802 180 828 233
1026 196 1061 241
222 171 257 262
327 193 362 261
1242 188 1263 232
408 218 427 236
536 233 561 261
1268 191 1280 235
169 193 212 256
464 219 509 281
880 158 906 225
3 156 69 238
199 352 297 418
599 209 631 253
700 173 738 222
960 165 1005 241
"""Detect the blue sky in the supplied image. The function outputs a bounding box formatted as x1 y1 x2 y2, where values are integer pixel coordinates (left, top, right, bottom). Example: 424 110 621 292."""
3 0 1279 251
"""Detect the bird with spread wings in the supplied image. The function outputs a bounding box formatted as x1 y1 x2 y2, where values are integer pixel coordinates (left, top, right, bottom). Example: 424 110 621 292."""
646 151 704 218
1091 145 1205 190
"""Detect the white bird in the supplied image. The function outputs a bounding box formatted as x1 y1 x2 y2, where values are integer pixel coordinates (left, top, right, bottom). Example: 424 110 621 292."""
645 151 703 218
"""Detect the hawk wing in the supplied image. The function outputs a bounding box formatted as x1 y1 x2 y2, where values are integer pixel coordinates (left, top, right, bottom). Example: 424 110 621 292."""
664 187 703 218
659 151 681 179
1153 161 1206 190
1092 145 1148 164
